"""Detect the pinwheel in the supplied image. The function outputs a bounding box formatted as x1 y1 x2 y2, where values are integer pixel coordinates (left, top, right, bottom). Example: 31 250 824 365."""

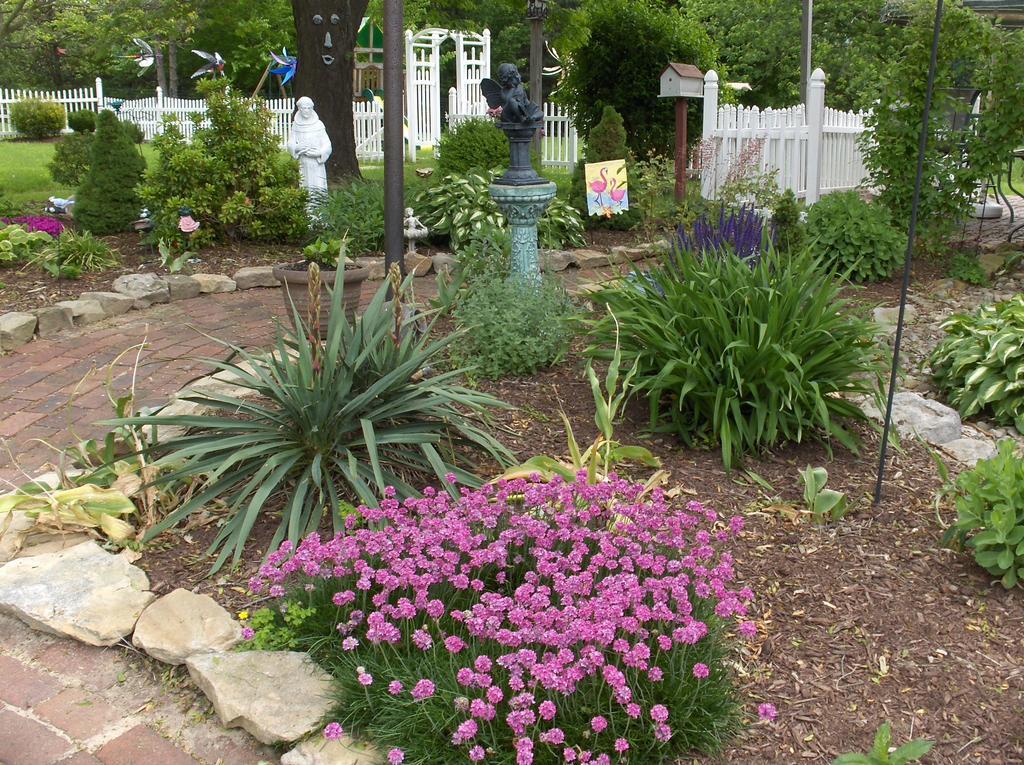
131 38 155 73
269 49 297 85
190 49 225 79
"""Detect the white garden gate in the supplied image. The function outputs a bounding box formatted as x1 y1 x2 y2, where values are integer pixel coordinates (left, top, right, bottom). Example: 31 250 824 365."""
404 27 490 160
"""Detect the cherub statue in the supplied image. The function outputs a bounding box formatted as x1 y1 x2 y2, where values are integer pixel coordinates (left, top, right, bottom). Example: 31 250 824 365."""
481 63 543 126
403 208 428 255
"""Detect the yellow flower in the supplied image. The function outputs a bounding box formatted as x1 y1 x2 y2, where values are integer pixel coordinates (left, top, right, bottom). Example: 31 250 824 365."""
238 610 249 621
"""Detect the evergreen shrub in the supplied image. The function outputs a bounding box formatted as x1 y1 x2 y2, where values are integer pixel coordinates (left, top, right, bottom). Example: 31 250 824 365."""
67 110 97 133
436 118 509 177
10 99 65 139
73 110 147 235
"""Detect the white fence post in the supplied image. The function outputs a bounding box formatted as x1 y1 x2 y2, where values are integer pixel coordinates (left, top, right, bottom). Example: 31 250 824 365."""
701 70 720 199
805 68 826 204
95 77 103 111
448 87 458 123
405 30 417 161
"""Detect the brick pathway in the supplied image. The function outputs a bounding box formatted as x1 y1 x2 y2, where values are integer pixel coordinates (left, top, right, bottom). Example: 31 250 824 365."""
0 613 276 765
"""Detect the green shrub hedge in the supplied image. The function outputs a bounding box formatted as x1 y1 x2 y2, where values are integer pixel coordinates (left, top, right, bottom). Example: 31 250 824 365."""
11 99 65 139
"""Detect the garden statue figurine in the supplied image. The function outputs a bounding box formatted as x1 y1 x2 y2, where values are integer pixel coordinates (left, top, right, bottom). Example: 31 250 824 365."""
481 63 544 126
288 97 332 208
403 208 428 254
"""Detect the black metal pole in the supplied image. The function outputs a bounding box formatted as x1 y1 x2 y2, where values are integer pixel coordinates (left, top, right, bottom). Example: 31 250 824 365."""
383 0 406 283
874 0 945 505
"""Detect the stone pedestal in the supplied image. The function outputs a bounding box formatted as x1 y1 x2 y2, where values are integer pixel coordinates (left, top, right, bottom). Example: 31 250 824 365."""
490 181 556 284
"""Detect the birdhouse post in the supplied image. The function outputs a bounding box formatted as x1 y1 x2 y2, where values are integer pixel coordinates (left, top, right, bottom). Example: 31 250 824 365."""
659 63 705 202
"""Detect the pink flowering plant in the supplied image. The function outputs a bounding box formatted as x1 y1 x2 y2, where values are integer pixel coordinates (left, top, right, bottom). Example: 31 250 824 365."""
248 474 754 763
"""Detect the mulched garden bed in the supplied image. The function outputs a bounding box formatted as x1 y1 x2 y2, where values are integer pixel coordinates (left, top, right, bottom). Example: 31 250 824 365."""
135 327 1023 765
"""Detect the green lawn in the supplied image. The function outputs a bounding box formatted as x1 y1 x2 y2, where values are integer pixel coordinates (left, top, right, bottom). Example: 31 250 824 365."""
1 140 574 211
0 140 158 208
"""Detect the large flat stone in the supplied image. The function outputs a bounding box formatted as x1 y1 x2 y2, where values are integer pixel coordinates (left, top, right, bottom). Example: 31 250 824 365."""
164 274 202 301
940 437 998 467
431 252 457 276
542 250 573 272
0 312 37 351
861 391 962 446
233 266 278 290
0 542 154 646
193 273 236 294
33 305 74 338
353 257 385 281
404 253 432 277
282 737 381 765
132 589 241 665
572 249 611 269
112 273 170 309
873 304 918 327
186 651 334 744
78 291 135 316
54 299 106 326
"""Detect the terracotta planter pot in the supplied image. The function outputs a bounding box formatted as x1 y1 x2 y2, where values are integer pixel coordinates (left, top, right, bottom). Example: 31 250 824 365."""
272 262 370 335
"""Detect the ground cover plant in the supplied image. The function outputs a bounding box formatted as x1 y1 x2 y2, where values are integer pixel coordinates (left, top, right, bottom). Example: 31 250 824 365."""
945 440 1024 589
452 276 576 380
945 252 987 286
930 294 1024 432
805 191 904 282
587 248 882 469
119 280 511 570
246 473 753 764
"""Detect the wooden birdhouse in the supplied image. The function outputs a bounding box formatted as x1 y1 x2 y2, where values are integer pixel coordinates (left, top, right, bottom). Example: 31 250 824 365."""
659 63 705 99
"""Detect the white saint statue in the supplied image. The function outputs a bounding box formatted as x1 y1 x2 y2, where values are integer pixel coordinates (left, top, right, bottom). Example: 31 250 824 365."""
288 96 332 204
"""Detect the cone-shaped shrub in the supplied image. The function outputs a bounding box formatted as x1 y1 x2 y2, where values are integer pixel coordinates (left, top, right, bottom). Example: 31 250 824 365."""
74 110 146 235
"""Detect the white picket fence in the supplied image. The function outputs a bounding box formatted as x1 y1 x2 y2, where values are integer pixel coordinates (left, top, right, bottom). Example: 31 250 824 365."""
0 78 105 136
446 87 579 169
700 69 868 203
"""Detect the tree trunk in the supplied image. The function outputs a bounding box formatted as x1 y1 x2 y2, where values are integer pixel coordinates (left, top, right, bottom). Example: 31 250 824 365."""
290 0 370 182
167 41 178 98
155 44 168 96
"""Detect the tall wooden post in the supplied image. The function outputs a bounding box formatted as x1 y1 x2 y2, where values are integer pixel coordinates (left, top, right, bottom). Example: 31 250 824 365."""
675 98 688 202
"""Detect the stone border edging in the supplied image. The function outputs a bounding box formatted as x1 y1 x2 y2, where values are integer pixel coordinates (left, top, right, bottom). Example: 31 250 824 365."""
0 242 668 353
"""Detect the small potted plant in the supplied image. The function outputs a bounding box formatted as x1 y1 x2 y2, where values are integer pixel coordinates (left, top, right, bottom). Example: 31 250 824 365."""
273 235 369 333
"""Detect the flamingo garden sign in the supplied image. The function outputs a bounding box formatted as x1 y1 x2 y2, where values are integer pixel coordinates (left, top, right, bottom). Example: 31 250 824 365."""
585 160 629 217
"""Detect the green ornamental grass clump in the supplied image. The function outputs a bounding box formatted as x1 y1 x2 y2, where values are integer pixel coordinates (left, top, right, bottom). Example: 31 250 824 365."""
436 117 510 177
73 110 147 235
315 180 386 255
805 191 904 282
116 279 511 570
243 473 750 764
587 248 882 469
140 79 307 247
453 276 576 379
945 440 1024 589
10 99 65 139
930 295 1024 432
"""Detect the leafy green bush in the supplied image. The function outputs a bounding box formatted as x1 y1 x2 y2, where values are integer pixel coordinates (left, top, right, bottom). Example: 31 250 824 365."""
436 117 509 177
73 110 147 235
587 249 882 468
416 171 585 253
33 230 120 275
946 252 987 286
48 133 94 187
140 80 307 247
456 222 510 279
0 224 52 265
66 110 96 133
10 99 65 139
118 280 511 570
314 181 385 255
805 191 904 282
771 189 804 254
453 276 576 379
945 440 1024 589
0 189 23 217
559 0 719 158
930 295 1024 431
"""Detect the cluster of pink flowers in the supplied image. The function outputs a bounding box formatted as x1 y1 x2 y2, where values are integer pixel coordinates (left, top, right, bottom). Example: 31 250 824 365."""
253 475 757 763
1 216 64 238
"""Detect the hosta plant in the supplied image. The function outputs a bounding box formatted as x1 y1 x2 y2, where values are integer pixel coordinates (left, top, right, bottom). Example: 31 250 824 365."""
805 191 905 282
246 474 753 764
0 484 136 543
415 171 585 253
114 279 511 570
587 248 882 469
800 465 849 524
832 722 933 765
944 439 1024 589
930 295 1024 431
0 224 52 265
